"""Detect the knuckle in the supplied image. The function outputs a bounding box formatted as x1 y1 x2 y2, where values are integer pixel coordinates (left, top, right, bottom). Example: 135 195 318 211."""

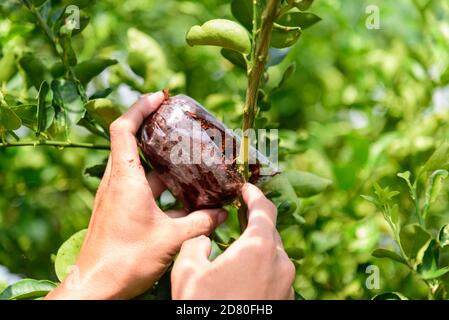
174 258 195 273
282 259 296 284
265 235 277 252
240 238 268 259
196 215 215 232
109 119 128 135
264 199 277 214
180 237 197 251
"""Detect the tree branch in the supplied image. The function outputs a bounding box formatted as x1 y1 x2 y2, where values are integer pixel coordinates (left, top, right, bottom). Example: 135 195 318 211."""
238 0 280 231
0 140 110 150
23 0 88 103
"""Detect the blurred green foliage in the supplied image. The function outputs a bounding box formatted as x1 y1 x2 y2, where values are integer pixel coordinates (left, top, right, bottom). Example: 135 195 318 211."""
1 0 449 299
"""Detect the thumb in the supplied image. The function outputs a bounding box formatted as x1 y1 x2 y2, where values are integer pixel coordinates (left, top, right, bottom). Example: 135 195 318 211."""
175 208 227 242
177 235 212 265
172 236 212 284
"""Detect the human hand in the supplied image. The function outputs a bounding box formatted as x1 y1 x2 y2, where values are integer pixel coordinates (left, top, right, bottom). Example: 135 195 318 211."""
171 183 295 300
46 91 227 300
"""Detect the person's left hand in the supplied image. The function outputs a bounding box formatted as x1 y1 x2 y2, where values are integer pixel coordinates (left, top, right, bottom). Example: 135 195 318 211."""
46 91 227 300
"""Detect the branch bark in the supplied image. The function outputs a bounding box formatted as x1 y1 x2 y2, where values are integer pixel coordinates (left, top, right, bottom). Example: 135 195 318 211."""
0 140 110 150
238 0 280 231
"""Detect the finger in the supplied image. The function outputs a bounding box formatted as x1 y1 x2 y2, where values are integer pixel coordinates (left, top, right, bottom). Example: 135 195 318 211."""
177 235 212 266
175 208 228 241
242 183 277 231
165 208 189 219
109 91 165 172
288 288 295 300
92 155 112 212
146 170 167 198
274 231 285 250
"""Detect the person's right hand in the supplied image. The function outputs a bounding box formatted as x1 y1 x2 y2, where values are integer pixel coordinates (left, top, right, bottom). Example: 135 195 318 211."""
171 183 296 300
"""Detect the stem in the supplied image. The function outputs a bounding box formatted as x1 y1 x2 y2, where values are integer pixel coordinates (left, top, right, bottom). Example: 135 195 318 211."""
412 188 425 227
0 140 110 150
237 0 279 231
23 0 88 103
242 0 279 175
237 201 248 233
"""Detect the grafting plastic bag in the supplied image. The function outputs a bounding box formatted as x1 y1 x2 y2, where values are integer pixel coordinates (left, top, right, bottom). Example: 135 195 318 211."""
138 93 278 211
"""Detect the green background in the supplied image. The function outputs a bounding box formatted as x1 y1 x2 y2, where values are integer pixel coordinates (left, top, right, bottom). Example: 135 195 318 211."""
1 0 449 299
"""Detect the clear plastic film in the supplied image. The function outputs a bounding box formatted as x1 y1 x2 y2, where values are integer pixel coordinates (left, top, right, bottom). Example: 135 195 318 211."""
138 94 278 211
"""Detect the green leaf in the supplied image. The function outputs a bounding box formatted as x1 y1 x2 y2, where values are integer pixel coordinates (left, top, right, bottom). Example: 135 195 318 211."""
0 50 17 84
424 169 448 206
373 183 400 204
419 239 449 279
75 58 118 86
89 87 113 100
257 89 271 111
372 292 408 300
10 104 37 129
267 47 291 68
18 52 49 89
59 35 77 66
231 0 253 31
421 267 449 280
399 224 432 268
260 173 303 224
277 12 322 29
390 204 399 226
49 80 69 139
70 11 90 37
230 0 267 31
271 62 296 93
292 0 315 11
50 62 65 79
285 247 305 260
438 224 449 247
361 195 381 206
294 290 306 300
186 19 251 54
51 80 65 110
220 48 247 71
84 160 108 179
372 248 407 266
36 81 54 135
284 170 332 198
0 279 57 300
77 115 108 138
271 24 302 48
62 0 96 9
84 98 123 132
419 143 449 177
31 0 48 7
397 171 415 200
0 103 22 131
418 240 448 280
127 28 169 80
55 229 87 282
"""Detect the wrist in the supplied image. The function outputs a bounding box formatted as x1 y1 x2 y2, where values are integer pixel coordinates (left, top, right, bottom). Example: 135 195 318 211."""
46 261 128 300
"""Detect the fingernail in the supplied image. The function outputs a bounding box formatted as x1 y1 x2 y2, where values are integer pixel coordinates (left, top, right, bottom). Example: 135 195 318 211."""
241 183 251 194
139 93 153 99
217 209 228 224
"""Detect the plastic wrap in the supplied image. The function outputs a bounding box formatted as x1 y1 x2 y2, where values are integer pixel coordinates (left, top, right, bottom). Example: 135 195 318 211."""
138 94 276 211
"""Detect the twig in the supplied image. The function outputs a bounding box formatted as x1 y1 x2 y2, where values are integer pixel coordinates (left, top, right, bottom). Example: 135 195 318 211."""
0 140 110 150
22 0 88 103
238 0 280 231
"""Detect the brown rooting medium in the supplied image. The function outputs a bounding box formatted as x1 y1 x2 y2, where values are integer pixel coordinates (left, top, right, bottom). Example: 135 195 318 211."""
138 93 267 211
